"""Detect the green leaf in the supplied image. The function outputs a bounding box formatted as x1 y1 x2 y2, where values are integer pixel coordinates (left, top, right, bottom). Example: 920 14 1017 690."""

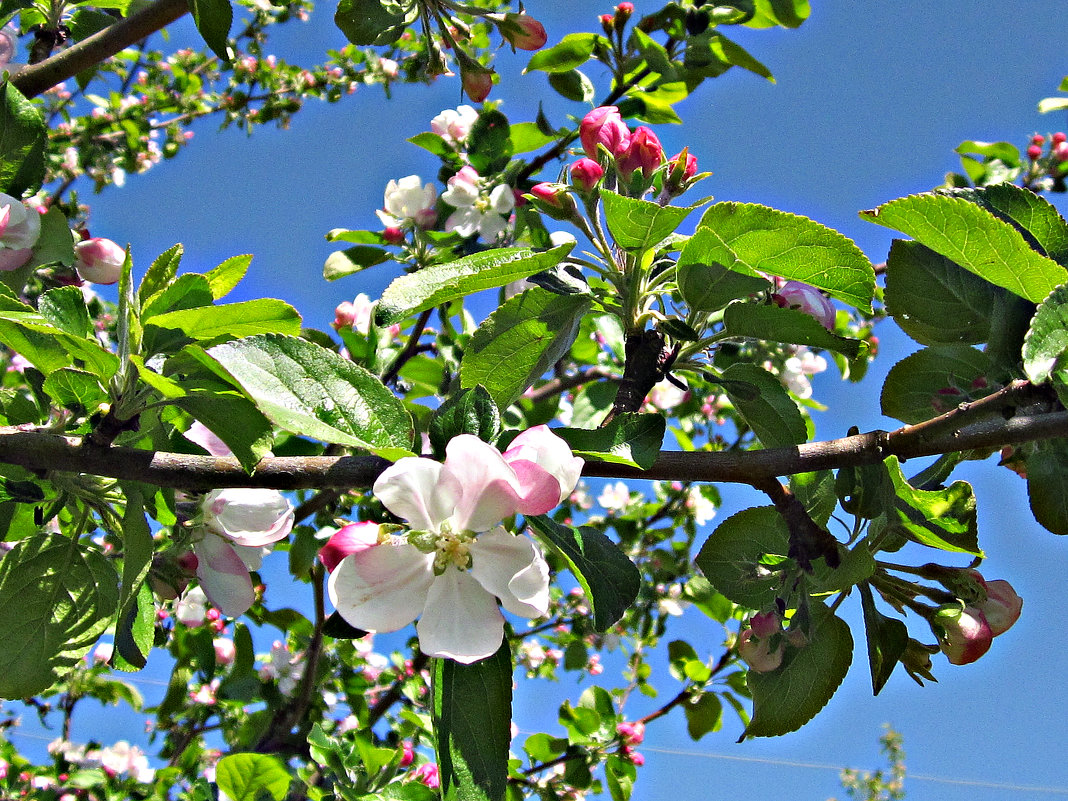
145 298 301 341
548 69 596 104
709 33 773 81
204 253 250 299
428 385 501 459
860 192 1067 303
215 753 291 801
717 362 806 448
467 110 512 175
880 344 993 425
1027 438 1068 535
883 457 981 556
858 582 907 696
0 81 46 196
524 32 600 73
174 391 274 472
408 131 450 157
528 515 640 632
723 301 863 358
676 260 769 312
324 246 391 281
460 288 590 410
554 413 666 470
377 244 573 325
42 367 107 410
39 286 91 338
745 601 851 737
188 0 232 60
334 0 413 45
0 535 118 698
884 239 1002 346
432 643 512 801
695 506 787 608
601 191 703 253
509 122 557 154
950 184 1068 266
141 272 213 319
684 693 722 740
1023 284 1068 384
113 487 154 670
789 470 836 528
206 333 414 459
68 8 115 41
746 0 809 28
692 203 875 312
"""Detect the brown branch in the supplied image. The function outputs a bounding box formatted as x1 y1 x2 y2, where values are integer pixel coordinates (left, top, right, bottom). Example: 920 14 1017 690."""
524 368 619 404
12 0 190 99
0 403 1065 490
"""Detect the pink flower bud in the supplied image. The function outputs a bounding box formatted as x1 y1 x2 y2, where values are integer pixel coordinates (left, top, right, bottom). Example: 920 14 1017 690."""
615 2 634 19
1055 142 1068 162
400 741 415 767
1028 144 1043 160
213 638 236 665
749 611 781 638
580 106 631 159
599 13 614 33
773 280 836 330
333 301 357 330
969 572 1022 636
319 521 381 573
1054 131 1067 144
500 13 547 51
570 158 604 192
412 763 440 789
617 126 664 179
933 605 992 665
668 150 698 181
1032 134 1046 146
737 626 783 673
383 226 404 245
461 65 494 102
74 237 125 284
530 182 566 207
616 721 645 745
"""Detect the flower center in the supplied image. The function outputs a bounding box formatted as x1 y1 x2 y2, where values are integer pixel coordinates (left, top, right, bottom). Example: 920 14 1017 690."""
432 522 474 572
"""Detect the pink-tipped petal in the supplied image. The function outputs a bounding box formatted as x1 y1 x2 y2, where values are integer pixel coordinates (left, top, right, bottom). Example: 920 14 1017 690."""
193 534 256 618
417 569 505 663
443 435 524 532
328 541 434 633
504 425 583 503
319 521 381 573
373 457 459 532
469 527 549 619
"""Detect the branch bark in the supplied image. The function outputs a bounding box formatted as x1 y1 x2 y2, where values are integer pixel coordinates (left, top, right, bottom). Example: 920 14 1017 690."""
12 0 190 99
0 403 1064 490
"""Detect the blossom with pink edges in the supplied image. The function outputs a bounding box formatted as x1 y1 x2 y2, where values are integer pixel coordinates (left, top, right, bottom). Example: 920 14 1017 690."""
74 237 125 284
579 106 631 160
773 280 836 330
933 605 992 665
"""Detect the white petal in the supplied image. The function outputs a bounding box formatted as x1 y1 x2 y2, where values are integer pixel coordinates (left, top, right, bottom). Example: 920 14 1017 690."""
445 208 480 238
193 535 256 617
328 541 434 632
469 527 549 619
373 457 459 531
443 435 523 532
417 569 504 663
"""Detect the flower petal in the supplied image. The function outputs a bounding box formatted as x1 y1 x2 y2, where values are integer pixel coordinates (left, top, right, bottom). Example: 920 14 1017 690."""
319 521 381 573
328 540 434 633
417 569 505 663
193 534 256 617
443 435 524 532
504 425 584 504
373 457 459 532
469 527 549 619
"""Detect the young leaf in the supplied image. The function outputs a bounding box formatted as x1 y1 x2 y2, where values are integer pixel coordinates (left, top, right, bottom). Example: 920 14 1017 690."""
377 243 574 325
334 0 413 45
0 534 119 698
601 190 704 253
206 333 414 459
716 362 807 448
695 506 788 608
42 367 107 410
883 456 982 556
1023 284 1068 385
861 192 1067 303
723 301 863 358
553 413 666 470
880 344 994 425
432 643 512 801
205 253 251 299
858 583 907 695
144 298 302 341
460 288 590 410
884 239 1001 346
428 385 501 459
527 515 640 632
138 243 183 303
691 203 875 312
215 753 291 801
323 245 391 281
38 286 91 338
0 81 46 197
744 601 852 738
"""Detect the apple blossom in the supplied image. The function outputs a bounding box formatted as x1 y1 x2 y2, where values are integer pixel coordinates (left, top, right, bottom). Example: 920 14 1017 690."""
411 762 440 789
737 614 785 673
580 106 631 159
933 605 992 665
376 175 438 229
969 572 1023 636
442 166 515 241
319 520 382 572
213 637 236 666
598 481 632 511
184 420 231 457
617 126 665 179
431 104 479 145
260 640 305 694
327 427 582 663
773 280 837 330
571 157 605 192
0 26 15 70
175 585 209 626
0 193 40 272
499 13 548 51
73 237 125 284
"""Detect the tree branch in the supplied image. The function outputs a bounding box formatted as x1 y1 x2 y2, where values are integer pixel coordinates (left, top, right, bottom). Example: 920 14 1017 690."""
0 400 1065 490
12 0 190 99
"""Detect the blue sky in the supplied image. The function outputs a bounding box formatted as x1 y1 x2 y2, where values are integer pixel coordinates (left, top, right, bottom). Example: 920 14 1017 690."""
11 2 1068 799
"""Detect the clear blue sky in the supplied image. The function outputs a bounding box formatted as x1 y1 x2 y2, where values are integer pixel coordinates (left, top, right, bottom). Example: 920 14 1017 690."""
12 3 1068 799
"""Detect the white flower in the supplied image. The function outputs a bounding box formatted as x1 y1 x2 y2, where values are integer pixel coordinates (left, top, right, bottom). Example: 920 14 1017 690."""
782 347 828 399
328 426 582 663
430 105 479 145
193 489 294 617
686 486 716 525
657 583 689 617
259 640 305 695
442 166 515 242
175 585 209 626
598 481 632 512
646 379 688 411
376 175 438 229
